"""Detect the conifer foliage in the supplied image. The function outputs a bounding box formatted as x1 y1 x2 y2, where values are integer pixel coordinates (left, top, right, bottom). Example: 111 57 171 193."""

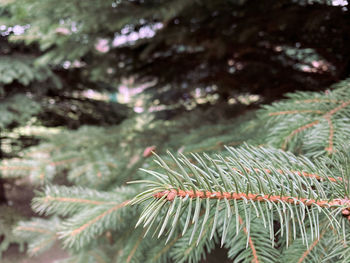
1 0 350 262
132 82 350 262
3 79 350 262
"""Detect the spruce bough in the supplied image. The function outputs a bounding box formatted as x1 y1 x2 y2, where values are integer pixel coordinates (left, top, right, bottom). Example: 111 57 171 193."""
9 79 350 262
131 80 350 262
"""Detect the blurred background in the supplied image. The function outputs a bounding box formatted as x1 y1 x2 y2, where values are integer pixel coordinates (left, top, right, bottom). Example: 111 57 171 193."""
0 0 349 262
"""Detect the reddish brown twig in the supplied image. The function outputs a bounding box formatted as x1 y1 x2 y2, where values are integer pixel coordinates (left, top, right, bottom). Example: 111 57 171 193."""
297 229 326 263
70 200 129 237
282 121 320 150
238 215 259 263
154 190 349 210
269 110 323 116
280 100 350 151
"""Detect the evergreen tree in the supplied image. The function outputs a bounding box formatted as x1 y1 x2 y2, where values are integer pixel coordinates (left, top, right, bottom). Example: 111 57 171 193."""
2 80 350 262
4 0 350 105
0 3 126 257
1 0 350 262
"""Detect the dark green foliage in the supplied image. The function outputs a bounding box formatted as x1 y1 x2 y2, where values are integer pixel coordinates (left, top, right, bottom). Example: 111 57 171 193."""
0 95 40 129
4 0 350 107
258 79 350 157
131 84 350 262
3 82 349 262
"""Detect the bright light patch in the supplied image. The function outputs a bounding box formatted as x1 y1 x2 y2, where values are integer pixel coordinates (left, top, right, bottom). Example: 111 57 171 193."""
332 0 348 6
113 23 163 47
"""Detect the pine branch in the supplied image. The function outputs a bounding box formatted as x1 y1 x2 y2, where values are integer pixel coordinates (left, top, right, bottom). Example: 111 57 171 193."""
280 222 341 263
32 185 126 216
260 80 350 156
145 235 181 263
126 230 145 263
238 215 262 263
14 217 60 256
322 224 350 263
153 189 348 209
115 228 155 263
223 215 280 263
296 229 326 263
131 147 349 247
168 211 218 263
0 156 80 182
58 200 130 248
29 185 140 249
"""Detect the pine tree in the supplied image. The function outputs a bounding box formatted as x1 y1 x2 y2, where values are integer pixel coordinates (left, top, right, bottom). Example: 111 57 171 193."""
4 0 350 105
1 0 350 262
0 3 126 257
1 79 349 262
